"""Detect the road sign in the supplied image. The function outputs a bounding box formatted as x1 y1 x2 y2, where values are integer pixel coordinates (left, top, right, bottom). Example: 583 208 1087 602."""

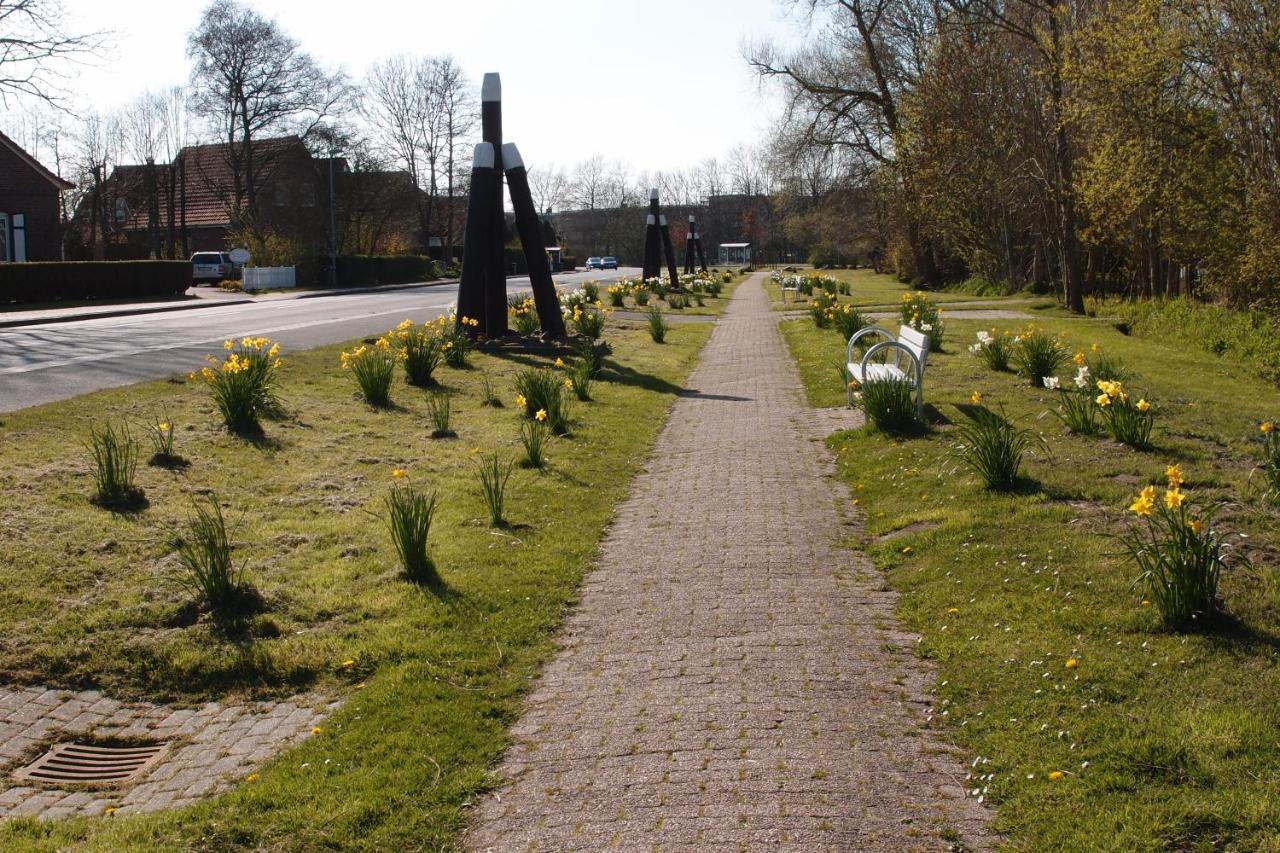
229 248 251 265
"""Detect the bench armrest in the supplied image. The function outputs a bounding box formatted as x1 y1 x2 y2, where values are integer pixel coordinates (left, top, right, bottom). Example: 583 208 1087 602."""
847 325 895 364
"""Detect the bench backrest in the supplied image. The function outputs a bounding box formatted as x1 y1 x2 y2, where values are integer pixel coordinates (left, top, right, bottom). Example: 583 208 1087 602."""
897 325 930 369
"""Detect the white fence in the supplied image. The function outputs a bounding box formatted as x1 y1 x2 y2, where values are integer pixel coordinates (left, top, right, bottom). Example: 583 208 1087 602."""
242 266 297 291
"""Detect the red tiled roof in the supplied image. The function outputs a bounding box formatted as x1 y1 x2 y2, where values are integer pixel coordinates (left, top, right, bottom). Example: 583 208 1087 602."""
0 128 75 190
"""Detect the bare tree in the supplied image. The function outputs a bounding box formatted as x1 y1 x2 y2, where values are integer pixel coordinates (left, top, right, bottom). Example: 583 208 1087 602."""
528 163 569 214
432 55 475 261
0 0 103 107
187 0 350 216
567 155 608 210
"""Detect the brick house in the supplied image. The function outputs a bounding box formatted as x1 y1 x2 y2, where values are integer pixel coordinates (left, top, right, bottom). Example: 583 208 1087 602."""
75 136 456 262
0 129 74 262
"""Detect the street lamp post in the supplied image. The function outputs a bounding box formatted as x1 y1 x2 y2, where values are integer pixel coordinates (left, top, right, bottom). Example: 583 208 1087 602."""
328 153 338 288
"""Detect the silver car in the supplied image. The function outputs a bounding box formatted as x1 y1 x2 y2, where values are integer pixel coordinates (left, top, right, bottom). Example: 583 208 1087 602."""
191 252 235 284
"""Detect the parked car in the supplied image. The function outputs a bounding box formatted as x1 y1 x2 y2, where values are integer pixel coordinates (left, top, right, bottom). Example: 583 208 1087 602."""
191 252 237 284
585 256 603 270
601 256 618 270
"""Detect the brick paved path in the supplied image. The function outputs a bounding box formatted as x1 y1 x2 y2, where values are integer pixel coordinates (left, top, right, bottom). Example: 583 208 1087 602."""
467 274 995 850
0 685 333 820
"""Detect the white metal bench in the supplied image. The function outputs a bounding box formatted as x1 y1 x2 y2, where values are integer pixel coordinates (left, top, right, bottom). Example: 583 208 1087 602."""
846 324 929 415
779 274 800 303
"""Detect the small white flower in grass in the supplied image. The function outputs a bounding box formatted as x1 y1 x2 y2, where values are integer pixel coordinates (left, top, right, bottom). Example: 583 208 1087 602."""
1074 365 1091 388
976 330 992 345
1043 376 1060 390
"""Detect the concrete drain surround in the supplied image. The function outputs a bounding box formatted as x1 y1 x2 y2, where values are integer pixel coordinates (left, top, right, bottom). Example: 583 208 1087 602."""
16 742 170 785
0 685 337 820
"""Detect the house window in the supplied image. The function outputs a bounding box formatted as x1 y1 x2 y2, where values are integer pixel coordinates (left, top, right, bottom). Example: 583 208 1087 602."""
274 184 288 206
114 198 128 223
0 213 9 262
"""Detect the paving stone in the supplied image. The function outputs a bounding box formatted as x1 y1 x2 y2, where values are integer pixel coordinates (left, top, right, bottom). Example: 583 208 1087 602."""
465 275 997 851
0 685 337 821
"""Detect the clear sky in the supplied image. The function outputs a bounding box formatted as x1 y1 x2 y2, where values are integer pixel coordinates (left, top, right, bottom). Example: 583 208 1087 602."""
43 0 804 173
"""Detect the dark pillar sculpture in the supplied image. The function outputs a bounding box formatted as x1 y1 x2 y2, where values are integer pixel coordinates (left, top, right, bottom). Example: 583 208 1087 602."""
481 73 508 336
659 214 680 288
503 142 567 339
684 215 696 274
642 188 661 279
458 143 497 334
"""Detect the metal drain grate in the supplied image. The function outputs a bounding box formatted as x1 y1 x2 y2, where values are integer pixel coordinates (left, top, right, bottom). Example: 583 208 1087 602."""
15 742 169 785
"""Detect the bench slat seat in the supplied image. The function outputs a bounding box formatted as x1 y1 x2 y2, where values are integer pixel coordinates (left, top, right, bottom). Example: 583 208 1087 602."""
845 324 930 415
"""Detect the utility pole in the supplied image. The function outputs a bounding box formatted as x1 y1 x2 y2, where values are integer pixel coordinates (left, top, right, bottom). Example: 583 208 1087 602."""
328 152 338 288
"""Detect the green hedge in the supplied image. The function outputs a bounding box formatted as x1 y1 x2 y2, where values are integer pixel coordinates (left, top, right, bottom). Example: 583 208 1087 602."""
0 261 192 304
331 255 440 288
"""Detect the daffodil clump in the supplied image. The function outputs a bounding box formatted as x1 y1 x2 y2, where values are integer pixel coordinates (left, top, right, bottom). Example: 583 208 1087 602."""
1010 324 1067 387
510 297 539 334
340 337 396 407
810 292 864 338
145 411 185 468
1255 420 1279 502
856 375 919 434
899 291 944 351
390 317 445 386
514 367 571 434
443 315 478 367
383 468 439 585
192 337 284 433
566 299 609 339
1095 379 1154 448
969 328 1013 372
606 284 627 308
1119 465 1230 629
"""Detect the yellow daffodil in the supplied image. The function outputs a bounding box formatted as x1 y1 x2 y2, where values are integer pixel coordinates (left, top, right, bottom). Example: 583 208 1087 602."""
1065 658 1078 669
515 393 527 407
564 379 574 389
1048 771 1064 781
341 659 355 667
1137 399 1151 413
1073 351 1086 366
970 391 983 404
310 726 322 735
1189 519 1204 534
246 773 259 783
1164 488 1185 509
391 468 407 480
1097 393 1111 407
1262 422 1274 434
535 409 548 422
105 806 118 815
1166 465 1183 487
554 358 565 368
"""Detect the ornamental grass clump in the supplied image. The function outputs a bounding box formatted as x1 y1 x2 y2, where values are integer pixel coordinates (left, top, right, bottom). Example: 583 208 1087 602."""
427 392 455 438
520 410 550 468
951 405 1044 490
1096 380 1154 449
576 337 610 378
1120 466 1230 629
340 338 396 407
633 288 651 307
1251 421 1279 502
194 337 284 432
384 469 439 584
647 305 669 343
392 318 445 386
88 422 145 509
1012 326 1068 387
568 360 592 401
146 412 185 468
479 373 502 407
970 329 1013 372
856 377 919 434
899 291 944 351
173 494 254 614
476 453 513 527
582 281 600 302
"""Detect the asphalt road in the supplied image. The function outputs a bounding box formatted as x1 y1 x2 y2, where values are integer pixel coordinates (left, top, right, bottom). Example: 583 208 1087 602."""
0 267 639 413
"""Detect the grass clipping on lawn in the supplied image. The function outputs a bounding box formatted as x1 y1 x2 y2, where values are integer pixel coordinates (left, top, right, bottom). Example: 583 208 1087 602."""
0 320 710 851
781 298 1280 851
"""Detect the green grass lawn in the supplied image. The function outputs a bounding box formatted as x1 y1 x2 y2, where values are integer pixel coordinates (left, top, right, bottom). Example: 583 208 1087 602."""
765 267 1055 312
0 315 711 850
781 300 1280 849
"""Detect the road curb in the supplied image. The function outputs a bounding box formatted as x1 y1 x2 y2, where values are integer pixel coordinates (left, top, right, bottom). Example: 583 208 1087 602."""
0 298 257 330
